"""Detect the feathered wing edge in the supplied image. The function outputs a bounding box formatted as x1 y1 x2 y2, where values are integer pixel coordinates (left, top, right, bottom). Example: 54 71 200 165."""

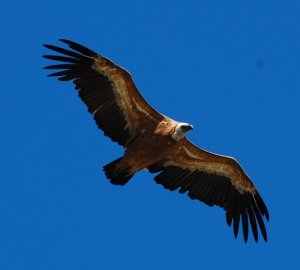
148 145 269 243
43 39 165 147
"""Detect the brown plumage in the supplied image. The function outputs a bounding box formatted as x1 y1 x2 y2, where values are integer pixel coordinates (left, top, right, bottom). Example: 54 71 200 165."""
43 39 269 243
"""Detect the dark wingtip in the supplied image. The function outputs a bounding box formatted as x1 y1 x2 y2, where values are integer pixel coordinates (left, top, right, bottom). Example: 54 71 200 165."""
263 233 268 242
43 44 52 49
59 39 84 46
59 38 71 43
42 54 57 60
255 192 270 221
58 39 97 56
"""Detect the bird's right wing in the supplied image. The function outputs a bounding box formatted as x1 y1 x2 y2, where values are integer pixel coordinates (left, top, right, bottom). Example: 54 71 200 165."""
43 39 167 147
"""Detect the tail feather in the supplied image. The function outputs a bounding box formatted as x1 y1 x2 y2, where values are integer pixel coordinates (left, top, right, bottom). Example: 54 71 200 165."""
103 157 134 186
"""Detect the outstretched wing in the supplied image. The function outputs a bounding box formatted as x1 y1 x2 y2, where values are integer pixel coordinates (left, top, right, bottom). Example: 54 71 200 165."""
148 139 269 243
43 39 165 147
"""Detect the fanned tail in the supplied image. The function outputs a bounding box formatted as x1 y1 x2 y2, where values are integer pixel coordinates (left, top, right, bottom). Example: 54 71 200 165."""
103 157 134 185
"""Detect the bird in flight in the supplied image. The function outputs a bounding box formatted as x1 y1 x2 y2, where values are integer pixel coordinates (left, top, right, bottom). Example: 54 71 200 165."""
43 39 269 243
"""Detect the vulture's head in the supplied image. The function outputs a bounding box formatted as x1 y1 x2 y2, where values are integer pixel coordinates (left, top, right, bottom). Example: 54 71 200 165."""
171 123 193 141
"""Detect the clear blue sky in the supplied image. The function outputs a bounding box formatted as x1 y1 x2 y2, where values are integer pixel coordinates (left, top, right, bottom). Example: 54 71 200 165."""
1 0 300 269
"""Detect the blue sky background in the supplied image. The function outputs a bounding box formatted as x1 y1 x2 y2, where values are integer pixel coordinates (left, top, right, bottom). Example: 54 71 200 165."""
1 0 300 269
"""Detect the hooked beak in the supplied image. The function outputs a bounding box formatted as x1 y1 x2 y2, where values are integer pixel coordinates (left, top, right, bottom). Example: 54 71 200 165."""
187 124 193 131
182 124 193 131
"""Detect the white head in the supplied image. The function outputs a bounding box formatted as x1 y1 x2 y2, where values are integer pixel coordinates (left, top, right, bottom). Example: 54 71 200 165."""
171 122 193 141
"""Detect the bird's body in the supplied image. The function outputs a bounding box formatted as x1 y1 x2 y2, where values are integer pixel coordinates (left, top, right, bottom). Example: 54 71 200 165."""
104 119 193 185
121 127 177 173
43 39 269 243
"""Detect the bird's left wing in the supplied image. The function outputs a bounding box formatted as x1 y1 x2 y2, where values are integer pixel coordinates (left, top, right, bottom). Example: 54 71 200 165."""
148 139 269 243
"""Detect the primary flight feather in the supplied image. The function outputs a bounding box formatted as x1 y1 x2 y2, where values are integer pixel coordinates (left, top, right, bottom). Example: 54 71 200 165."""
43 39 269 243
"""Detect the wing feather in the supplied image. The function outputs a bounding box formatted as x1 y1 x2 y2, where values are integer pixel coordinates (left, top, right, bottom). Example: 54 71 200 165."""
241 197 249 243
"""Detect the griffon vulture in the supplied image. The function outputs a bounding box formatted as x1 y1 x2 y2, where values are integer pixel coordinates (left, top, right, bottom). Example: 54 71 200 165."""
43 39 269 243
